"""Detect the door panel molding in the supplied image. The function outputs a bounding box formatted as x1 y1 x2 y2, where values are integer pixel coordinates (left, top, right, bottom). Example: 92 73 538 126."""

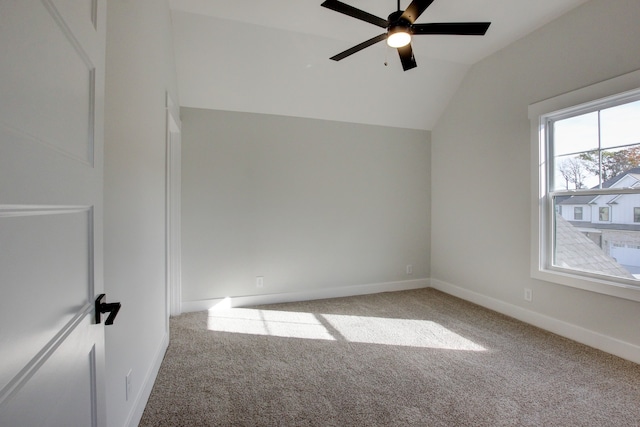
0 314 100 426
0 206 94 393
0 0 97 165
0 204 91 217
0 303 92 408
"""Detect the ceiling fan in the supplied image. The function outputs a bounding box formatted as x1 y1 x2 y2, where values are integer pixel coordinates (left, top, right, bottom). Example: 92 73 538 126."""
321 0 491 71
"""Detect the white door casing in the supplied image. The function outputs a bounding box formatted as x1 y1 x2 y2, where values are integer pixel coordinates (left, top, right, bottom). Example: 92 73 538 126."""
0 0 107 425
166 93 182 318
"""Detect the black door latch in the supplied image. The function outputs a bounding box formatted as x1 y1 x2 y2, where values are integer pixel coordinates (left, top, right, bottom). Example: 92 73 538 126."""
95 294 121 325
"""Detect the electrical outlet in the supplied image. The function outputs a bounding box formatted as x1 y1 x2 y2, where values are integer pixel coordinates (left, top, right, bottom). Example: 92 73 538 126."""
256 276 264 288
524 288 532 302
406 265 413 275
126 369 132 401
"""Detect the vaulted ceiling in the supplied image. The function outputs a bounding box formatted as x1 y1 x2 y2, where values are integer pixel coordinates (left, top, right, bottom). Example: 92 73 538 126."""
169 0 588 130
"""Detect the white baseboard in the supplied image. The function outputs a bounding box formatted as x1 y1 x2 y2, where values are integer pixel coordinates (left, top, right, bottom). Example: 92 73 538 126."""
126 331 169 427
430 278 640 365
181 278 430 313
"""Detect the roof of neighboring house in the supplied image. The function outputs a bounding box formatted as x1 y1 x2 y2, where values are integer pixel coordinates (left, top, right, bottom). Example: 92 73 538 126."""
554 215 635 279
558 167 640 205
569 221 640 232
602 167 640 188
558 194 596 205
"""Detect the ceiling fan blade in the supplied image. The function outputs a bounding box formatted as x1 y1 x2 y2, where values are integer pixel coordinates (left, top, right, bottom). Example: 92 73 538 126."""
330 33 387 61
400 0 436 24
321 0 388 28
397 43 417 71
412 22 491 35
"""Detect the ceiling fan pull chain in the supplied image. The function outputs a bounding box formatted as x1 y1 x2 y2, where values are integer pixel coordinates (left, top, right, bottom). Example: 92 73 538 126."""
381 35 389 67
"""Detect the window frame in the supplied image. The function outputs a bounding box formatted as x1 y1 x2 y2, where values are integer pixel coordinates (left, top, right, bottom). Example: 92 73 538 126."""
634 207 640 223
574 207 583 221
529 70 640 302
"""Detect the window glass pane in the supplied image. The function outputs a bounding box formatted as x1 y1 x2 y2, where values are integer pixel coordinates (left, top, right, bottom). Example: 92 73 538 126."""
635 207 640 223
553 112 599 156
600 99 640 149
553 154 597 191
599 207 610 221
553 197 640 280
596 143 640 182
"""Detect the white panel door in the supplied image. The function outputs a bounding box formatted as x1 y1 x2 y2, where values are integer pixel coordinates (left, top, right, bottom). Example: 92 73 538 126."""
0 0 108 426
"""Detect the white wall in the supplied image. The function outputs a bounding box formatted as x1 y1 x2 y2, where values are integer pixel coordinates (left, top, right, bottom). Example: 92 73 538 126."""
104 1 178 426
431 0 640 352
181 108 430 303
171 9 469 131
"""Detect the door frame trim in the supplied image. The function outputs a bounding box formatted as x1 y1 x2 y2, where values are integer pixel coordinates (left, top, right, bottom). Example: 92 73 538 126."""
166 92 182 320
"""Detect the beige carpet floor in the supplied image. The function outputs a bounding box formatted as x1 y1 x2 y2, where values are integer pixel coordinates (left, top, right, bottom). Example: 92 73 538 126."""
140 288 640 426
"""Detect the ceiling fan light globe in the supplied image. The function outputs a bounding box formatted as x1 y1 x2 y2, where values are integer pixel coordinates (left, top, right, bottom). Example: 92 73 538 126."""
387 31 411 48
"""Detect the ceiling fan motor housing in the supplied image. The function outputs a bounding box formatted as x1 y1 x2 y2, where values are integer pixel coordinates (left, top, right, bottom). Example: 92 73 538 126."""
388 10 411 32
387 10 412 48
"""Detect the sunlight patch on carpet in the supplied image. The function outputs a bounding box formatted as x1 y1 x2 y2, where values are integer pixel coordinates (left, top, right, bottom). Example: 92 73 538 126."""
320 313 485 351
207 308 485 351
208 308 336 341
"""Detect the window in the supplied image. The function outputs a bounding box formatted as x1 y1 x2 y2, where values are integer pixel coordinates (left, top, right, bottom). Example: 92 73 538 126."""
530 70 640 301
599 207 610 222
574 207 583 220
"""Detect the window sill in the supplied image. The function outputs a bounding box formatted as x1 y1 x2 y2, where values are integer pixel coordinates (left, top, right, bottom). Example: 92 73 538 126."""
532 267 640 302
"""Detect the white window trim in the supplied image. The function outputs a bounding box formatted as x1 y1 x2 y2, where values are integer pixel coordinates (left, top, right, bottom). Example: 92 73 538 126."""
529 69 640 302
